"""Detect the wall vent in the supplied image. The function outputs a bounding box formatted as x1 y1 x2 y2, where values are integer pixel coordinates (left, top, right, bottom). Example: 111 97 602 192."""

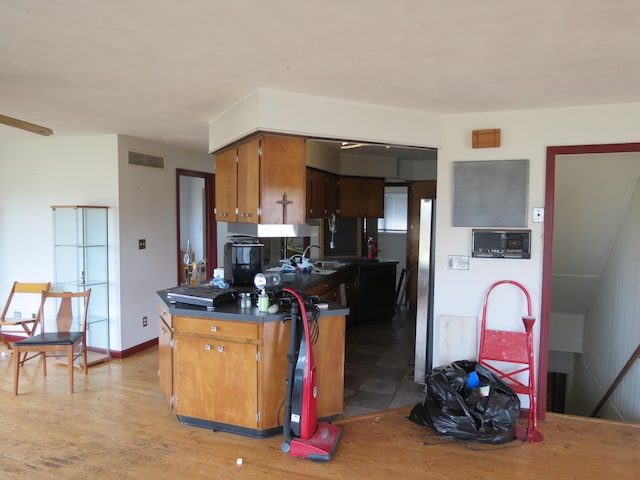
128 151 165 169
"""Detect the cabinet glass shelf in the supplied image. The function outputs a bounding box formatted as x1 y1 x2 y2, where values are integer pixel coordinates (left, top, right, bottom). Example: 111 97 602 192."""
52 206 110 365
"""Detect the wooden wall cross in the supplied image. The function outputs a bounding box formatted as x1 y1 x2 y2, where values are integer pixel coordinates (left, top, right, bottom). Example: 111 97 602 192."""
277 192 293 223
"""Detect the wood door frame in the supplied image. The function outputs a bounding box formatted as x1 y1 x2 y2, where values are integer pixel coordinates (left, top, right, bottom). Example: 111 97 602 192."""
540 142 640 420
175 169 217 285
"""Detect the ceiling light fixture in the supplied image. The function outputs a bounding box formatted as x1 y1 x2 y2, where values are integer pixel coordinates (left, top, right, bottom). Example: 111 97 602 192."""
340 142 368 150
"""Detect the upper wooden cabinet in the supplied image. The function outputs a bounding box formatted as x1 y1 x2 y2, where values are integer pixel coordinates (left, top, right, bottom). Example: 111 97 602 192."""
259 135 306 224
214 146 239 221
306 168 339 218
215 134 306 224
338 176 385 218
236 138 261 223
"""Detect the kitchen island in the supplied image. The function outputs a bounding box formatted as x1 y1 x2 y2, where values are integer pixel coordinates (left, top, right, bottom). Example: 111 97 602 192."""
157 286 349 438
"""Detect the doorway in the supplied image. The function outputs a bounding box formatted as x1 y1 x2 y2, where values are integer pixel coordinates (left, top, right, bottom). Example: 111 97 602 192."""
541 142 640 419
175 169 216 285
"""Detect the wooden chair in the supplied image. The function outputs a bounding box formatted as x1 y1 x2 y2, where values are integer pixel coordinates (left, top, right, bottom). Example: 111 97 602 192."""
13 289 91 394
0 281 52 353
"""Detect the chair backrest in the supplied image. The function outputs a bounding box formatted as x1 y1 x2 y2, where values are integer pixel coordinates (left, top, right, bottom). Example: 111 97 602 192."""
1 281 52 325
40 290 91 334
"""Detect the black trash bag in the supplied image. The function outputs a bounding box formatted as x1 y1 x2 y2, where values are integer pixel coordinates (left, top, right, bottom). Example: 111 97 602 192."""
409 360 520 444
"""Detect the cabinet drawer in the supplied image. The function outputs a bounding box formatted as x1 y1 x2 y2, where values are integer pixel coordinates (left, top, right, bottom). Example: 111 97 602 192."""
174 316 259 340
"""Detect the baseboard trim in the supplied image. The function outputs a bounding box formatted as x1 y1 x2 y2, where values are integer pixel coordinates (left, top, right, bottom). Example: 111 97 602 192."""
4 333 159 360
110 338 159 359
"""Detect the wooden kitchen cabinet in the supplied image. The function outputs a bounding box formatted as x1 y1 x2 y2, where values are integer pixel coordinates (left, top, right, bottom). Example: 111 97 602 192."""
236 138 261 223
213 146 239 221
259 134 306 224
306 265 357 324
306 168 339 218
214 134 306 224
338 176 385 218
326 172 339 215
214 138 260 223
174 332 259 429
166 311 344 436
173 316 259 429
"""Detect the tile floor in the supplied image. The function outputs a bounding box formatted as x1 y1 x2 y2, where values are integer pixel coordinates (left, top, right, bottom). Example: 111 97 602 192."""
337 308 427 418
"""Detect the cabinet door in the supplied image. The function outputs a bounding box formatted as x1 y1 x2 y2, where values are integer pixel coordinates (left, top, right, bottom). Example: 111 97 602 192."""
259 135 306 224
314 315 346 417
325 171 339 215
237 138 261 223
338 176 385 218
305 168 315 218
357 264 397 321
174 334 258 428
214 147 238 221
158 312 173 408
344 274 358 325
306 168 327 218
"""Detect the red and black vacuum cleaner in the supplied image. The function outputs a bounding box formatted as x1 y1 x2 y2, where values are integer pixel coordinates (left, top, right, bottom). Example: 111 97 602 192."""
281 287 342 461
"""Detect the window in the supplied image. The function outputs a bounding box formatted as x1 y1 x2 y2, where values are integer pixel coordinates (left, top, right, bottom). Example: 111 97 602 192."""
378 186 408 232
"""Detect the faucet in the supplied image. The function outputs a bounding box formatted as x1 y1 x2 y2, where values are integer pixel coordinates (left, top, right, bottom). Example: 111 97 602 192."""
302 244 322 261
290 244 322 270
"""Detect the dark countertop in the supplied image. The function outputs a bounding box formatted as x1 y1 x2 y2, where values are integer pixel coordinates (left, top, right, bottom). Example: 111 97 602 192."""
319 256 398 266
156 287 349 322
156 257 397 322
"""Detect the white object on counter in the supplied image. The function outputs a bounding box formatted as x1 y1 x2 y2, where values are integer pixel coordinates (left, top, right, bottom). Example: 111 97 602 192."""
268 304 279 313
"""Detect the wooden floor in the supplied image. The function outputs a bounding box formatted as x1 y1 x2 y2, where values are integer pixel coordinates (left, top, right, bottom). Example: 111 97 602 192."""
1 347 638 479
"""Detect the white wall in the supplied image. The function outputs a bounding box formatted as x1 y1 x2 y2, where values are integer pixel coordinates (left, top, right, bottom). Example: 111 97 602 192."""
571 178 640 421
0 134 120 346
211 92 640 380
116 135 213 351
434 103 640 367
209 88 443 153
0 134 214 353
549 312 584 353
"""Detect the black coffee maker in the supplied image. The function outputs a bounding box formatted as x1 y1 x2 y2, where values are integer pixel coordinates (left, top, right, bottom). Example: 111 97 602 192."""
224 237 264 286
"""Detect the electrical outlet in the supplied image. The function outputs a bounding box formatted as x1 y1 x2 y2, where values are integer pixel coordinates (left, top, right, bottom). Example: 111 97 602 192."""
138 239 146 249
14 311 21 319
142 316 148 327
533 207 544 223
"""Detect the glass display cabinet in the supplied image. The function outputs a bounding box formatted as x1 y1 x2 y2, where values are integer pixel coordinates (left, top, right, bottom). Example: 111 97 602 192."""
51 205 110 365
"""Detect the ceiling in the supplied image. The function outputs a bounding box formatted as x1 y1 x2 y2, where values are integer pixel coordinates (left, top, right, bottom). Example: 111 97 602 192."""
2 1 640 151
3 1 640 317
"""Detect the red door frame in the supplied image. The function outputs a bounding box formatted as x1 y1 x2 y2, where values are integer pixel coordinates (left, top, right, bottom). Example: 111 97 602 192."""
175 169 217 285
539 142 640 419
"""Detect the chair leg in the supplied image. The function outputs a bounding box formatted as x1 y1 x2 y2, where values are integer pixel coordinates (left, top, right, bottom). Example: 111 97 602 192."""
13 347 20 395
41 349 47 376
82 342 88 375
67 346 74 394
